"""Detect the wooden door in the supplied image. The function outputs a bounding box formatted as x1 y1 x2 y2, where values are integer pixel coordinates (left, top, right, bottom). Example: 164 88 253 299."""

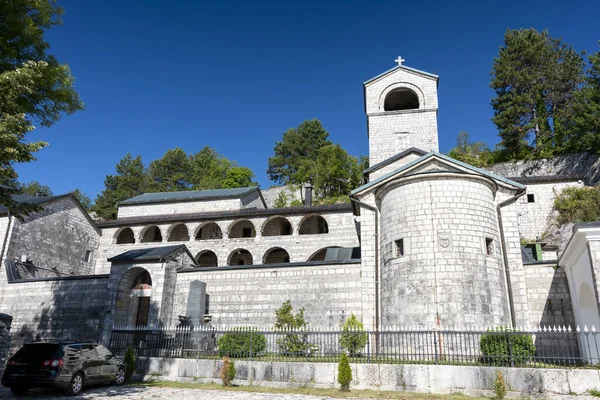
136 297 150 326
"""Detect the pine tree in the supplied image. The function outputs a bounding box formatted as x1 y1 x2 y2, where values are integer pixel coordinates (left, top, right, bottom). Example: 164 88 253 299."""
490 29 585 160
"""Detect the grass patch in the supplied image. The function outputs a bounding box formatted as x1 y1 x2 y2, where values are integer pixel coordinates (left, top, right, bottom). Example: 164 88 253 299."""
135 380 489 399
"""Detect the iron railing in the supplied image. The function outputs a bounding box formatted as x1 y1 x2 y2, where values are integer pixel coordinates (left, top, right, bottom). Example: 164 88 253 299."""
108 325 600 368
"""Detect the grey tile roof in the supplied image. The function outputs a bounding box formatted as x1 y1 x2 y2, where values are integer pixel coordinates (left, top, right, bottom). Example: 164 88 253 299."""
108 244 196 264
119 187 260 206
0 194 71 215
507 175 585 184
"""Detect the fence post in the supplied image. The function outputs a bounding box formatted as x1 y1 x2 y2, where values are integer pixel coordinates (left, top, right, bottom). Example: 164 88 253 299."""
367 330 371 364
508 331 514 367
434 330 439 365
250 328 253 362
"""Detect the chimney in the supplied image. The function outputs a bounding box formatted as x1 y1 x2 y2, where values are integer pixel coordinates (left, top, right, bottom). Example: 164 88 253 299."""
303 183 313 207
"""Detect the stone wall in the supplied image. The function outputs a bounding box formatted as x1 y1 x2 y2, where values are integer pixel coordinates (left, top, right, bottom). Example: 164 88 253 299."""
96 210 358 273
517 180 584 240
136 357 600 396
523 263 575 327
174 261 362 328
117 198 242 218
378 176 509 327
0 275 109 350
5 197 100 276
487 152 600 185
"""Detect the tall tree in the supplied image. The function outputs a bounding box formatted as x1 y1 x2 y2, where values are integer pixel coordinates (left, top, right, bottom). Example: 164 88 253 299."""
222 167 256 188
71 188 92 211
267 119 332 185
313 144 359 199
147 147 192 192
0 0 84 217
18 181 53 197
448 131 494 167
568 43 600 153
490 28 585 160
92 154 147 220
190 146 234 190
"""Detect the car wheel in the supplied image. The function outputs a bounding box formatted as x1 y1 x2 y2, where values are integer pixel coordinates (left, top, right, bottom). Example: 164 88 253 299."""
65 372 84 396
10 386 28 396
114 367 126 385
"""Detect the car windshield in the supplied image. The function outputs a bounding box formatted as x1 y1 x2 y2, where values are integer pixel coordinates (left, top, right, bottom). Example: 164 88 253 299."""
12 344 64 362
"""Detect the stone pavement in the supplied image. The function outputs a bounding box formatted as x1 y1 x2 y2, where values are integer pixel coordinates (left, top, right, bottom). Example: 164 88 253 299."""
0 385 347 400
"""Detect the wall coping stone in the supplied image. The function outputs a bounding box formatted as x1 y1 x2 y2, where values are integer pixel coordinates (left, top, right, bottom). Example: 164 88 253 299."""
178 259 361 273
7 273 109 284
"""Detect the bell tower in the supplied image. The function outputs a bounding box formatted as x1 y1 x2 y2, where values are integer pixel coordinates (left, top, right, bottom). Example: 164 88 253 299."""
364 57 439 166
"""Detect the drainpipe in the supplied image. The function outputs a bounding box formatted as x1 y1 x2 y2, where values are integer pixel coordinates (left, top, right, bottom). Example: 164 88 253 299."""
0 212 12 270
496 188 526 328
350 195 380 331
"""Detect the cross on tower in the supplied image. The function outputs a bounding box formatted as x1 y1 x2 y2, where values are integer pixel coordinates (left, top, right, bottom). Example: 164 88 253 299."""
394 56 406 66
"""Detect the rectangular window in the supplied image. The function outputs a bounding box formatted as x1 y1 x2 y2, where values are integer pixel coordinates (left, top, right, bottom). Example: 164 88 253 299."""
395 239 405 257
283 224 292 235
84 250 92 263
527 193 535 203
242 227 252 238
485 238 494 256
204 294 210 315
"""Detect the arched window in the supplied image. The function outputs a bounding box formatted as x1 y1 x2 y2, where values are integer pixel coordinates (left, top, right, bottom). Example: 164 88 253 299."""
384 88 419 111
196 250 218 267
307 246 341 262
262 217 292 237
229 220 256 238
115 228 135 244
141 226 162 243
263 247 290 264
195 222 222 240
299 215 328 235
228 249 253 266
168 224 189 242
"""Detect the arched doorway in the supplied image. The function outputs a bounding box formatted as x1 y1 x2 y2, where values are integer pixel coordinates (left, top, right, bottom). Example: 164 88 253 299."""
114 267 153 327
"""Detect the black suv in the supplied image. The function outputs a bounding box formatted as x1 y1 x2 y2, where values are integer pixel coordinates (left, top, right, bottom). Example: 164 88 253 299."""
2 342 126 396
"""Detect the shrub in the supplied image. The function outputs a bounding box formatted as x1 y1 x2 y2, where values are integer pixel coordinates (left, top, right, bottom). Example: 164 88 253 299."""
494 370 507 399
124 347 135 382
217 328 266 357
274 300 318 356
480 328 535 366
339 314 368 357
220 356 236 387
554 186 600 226
337 353 352 391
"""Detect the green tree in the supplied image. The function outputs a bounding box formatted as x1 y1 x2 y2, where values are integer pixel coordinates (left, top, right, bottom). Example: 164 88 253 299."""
92 154 147 220
448 131 494 167
339 314 368 357
337 353 352 392
147 147 192 192
189 146 233 190
273 191 288 208
222 167 256 188
490 28 585 160
18 181 53 197
71 189 92 211
0 0 84 217
267 119 332 185
273 300 317 356
553 186 600 226
568 43 600 153
313 144 358 199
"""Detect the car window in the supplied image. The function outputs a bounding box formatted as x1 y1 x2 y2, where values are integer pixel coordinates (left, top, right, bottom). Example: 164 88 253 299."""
95 344 113 359
13 344 63 362
63 345 80 360
79 344 96 359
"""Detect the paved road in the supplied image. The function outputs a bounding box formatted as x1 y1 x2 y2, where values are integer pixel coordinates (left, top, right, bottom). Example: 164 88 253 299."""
0 385 347 400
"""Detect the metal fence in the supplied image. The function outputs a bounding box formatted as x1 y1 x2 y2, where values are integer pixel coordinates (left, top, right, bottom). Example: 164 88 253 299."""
109 325 600 368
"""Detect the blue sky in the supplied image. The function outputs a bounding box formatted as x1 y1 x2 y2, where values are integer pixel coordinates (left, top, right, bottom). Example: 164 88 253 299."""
16 0 600 199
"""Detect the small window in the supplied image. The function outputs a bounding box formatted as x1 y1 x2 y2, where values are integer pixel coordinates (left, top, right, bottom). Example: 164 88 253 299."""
395 239 405 257
527 194 535 203
204 294 210 315
485 238 494 256
84 250 92 263
242 227 252 238
283 224 292 236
